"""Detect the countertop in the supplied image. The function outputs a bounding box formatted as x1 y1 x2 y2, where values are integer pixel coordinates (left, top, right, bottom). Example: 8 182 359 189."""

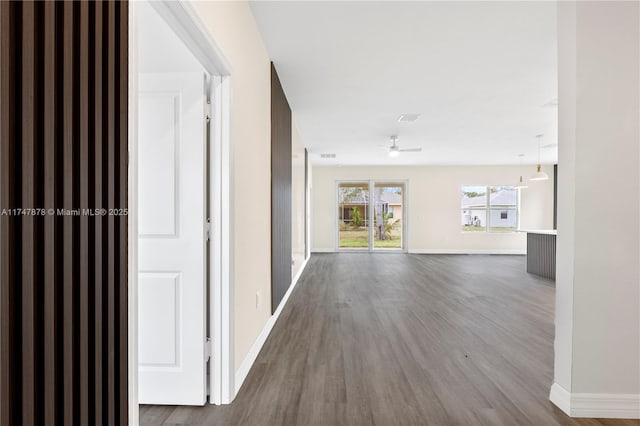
518 229 557 235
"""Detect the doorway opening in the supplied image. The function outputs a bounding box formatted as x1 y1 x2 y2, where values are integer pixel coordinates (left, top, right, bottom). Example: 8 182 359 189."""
336 180 407 252
129 0 233 421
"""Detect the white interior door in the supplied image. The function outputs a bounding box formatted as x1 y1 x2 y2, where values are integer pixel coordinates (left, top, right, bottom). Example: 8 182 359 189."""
138 72 208 405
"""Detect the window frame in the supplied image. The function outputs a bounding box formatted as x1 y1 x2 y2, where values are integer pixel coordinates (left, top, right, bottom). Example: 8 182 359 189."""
335 180 409 252
461 185 520 234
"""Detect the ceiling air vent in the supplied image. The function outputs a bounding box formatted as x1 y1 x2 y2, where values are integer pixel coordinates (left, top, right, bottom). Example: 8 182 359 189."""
397 114 420 123
320 153 336 159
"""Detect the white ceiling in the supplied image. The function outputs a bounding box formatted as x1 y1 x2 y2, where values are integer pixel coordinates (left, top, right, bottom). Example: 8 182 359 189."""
249 1 558 166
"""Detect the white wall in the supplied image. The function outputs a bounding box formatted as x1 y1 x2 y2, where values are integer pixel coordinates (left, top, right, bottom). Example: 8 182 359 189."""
292 121 306 277
193 1 272 371
312 165 554 253
553 1 640 418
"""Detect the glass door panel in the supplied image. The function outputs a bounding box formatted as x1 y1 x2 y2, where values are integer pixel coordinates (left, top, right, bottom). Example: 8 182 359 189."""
373 183 404 250
338 182 370 249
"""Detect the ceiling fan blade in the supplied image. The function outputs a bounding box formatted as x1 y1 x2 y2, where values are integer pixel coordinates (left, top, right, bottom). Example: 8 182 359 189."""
399 148 422 152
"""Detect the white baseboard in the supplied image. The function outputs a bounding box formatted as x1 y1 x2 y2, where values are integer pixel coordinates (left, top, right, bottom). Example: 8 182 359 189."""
408 248 526 255
550 383 640 419
550 383 572 415
312 248 525 255
234 256 310 396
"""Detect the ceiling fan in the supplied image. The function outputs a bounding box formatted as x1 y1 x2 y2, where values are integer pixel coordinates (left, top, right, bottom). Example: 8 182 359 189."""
386 135 422 157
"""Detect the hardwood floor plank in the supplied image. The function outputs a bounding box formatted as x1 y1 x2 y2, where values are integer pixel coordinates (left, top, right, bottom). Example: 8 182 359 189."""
140 254 639 426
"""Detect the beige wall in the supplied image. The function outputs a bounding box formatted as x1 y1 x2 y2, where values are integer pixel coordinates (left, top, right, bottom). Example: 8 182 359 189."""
555 0 640 403
194 1 272 370
312 165 554 252
292 121 306 277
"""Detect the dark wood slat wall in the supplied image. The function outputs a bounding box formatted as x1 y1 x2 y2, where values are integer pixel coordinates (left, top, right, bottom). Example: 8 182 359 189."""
271 64 293 313
0 2 129 425
304 148 308 258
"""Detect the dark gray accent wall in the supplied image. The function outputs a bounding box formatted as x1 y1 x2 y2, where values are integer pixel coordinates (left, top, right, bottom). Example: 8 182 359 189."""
271 63 292 313
526 233 556 281
553 164 558 229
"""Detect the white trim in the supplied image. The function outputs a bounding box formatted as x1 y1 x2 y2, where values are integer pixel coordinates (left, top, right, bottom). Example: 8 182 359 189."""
312 248 335 253
408 249 526 255
209 75 233 404
219 75 235 404
335 179 409 253
570 393 640 419
128 2 140 424
314 248 525 255
549 383 571 416
149 1 231 76
234 257 310 396
550 383 640 419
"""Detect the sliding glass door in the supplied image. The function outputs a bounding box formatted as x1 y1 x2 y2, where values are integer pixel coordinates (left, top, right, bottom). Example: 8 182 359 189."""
337 180 406 251
338 182 370 249
373 183 404 249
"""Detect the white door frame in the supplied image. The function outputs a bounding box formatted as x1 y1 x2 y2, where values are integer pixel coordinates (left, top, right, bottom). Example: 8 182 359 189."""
128 1 234 423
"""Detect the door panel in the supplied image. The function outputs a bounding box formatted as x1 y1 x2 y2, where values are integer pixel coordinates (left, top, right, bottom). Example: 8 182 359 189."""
138 72 207 405
338 182 370 249
138 93 179 236
373 183 404 250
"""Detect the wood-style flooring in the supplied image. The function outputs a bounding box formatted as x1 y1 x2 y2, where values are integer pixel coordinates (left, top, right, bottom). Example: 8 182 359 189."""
140 254 639 426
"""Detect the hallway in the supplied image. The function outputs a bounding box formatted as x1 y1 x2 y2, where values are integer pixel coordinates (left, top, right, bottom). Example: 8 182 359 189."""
140 254 636 426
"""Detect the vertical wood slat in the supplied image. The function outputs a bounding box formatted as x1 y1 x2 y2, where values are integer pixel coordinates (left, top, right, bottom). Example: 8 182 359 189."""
304 149 308 257
62 2 75 425
106 2 117 423
118 3 130 424
21 3 37 425
271 63 293 313
0 2 18 425
78 1 90 424
43 3 57 425
0 2 129 425
93 2 105 424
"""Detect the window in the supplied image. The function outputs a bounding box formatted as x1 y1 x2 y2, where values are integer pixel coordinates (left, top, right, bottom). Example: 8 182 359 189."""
461 185 518 233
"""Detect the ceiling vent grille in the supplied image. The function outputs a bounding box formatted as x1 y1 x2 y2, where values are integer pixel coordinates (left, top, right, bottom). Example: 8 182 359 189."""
398 114 420 122
320 153 336 159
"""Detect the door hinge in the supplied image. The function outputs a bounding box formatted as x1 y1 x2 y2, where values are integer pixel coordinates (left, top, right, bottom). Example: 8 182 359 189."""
205 99 212 123
205 337 212 361
206 218 211 241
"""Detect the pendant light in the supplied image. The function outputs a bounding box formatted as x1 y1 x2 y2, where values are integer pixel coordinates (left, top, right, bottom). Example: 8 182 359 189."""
514 154 528 189
530 134 549 181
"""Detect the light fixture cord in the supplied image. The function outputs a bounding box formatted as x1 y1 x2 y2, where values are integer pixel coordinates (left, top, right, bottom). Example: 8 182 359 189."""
537 135 542 164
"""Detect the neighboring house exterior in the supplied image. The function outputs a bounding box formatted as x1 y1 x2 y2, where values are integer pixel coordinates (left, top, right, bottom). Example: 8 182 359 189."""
339 194 370 225
339 190 403 226
461 188 517 230
381 192 403 223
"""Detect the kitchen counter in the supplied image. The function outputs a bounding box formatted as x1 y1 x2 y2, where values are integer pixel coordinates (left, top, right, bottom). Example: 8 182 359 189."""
519 229 557 235
522 230 556 280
